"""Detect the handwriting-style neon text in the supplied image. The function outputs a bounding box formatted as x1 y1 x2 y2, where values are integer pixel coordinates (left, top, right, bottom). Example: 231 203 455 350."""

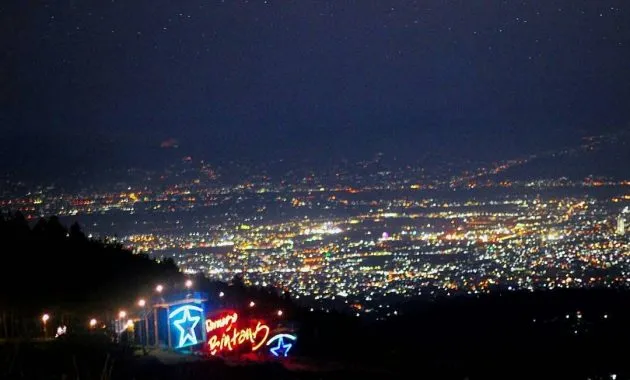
206 312 270 355
206 312 238 332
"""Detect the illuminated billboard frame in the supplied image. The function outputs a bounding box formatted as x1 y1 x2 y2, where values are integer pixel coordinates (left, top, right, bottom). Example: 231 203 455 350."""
167 303 206 349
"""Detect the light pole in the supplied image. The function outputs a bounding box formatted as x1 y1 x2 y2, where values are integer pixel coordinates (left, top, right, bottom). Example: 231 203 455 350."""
138 299 148 350
41 314 50 339
118 310 126 340
166 304 172 349
185 279 193 298
218 291 225 307
125 319 135 344
154 285 163 347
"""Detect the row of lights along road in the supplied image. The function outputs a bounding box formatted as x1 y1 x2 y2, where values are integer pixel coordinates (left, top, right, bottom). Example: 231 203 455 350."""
40 279 284 337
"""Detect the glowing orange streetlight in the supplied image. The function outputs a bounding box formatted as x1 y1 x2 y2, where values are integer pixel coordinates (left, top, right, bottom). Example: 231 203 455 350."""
42 314 50 339
137 298 149 348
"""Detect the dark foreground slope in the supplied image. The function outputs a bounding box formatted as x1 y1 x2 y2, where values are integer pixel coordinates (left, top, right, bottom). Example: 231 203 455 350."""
0 337 372 380
3 289 629 380
289 289 629 379
377 289 630 379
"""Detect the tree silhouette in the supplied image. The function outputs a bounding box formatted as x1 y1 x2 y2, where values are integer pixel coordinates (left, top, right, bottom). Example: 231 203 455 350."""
69 221 86 241
0 213 298 339
0 213 182 331
231 274 245 289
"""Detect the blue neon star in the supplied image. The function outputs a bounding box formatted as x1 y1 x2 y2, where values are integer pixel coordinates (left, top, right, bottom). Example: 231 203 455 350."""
172 308 200 348
269 336 293 357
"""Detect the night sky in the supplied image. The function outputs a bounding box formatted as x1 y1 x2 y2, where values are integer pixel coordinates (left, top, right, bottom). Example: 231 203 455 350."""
1 1 629 178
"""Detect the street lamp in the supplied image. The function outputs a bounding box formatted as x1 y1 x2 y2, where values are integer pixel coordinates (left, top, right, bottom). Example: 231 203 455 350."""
277 310 283 317
89 318 97 328
219 291 225 298
117 310 127 335
249 301 255 308
153 285 164 347
138 299 148 349
185 279 193 298
42 314 50 339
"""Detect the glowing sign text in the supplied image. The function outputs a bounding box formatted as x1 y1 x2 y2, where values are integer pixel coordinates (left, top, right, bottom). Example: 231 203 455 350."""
205 312 270 355
205 312 238 332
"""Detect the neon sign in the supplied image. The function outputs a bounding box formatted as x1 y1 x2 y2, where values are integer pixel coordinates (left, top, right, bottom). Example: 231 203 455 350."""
205 312 270 355
205 311 238 332
168 304 205 349
266 334 296 357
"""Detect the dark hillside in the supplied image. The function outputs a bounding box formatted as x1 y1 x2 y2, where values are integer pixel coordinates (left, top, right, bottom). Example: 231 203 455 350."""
0 212 181 315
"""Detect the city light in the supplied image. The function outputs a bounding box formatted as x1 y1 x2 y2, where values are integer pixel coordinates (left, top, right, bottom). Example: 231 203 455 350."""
119 310 127 319
5 139 629 321
277 310 283 317
89 318 97 328
12 169 625 318
138 299 146 307
41 314 50 323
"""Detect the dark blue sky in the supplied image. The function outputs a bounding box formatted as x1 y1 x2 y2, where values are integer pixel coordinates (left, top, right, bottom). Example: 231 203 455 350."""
1 0 629 177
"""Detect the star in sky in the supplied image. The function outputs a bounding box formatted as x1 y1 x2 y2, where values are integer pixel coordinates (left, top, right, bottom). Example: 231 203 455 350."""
269 336 293 357
172 307 201 348
3 0 629 173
